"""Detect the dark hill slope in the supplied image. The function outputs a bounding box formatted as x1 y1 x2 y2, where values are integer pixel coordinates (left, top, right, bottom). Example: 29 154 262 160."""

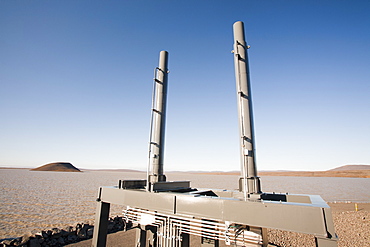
329 164 370 171
31 162 81 172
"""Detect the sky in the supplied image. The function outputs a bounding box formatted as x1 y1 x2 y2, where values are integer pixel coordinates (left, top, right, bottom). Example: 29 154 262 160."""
1 0 369 172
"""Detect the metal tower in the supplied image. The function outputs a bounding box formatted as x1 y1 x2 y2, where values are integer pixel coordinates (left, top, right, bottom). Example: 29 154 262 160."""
91 22 338 247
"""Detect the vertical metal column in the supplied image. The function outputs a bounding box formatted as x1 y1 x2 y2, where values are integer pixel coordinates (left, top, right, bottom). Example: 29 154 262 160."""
233 21 261 196
91 201 110 247
181 233 190 247
135 228 147 247
148 51 169 188
135 225 157 247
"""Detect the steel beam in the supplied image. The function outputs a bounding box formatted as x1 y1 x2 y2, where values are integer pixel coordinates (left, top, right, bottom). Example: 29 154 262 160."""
97 186 337 241
91 199 111 247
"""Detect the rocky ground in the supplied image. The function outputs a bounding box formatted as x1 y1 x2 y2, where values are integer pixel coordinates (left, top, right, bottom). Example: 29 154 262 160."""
0 216 126 247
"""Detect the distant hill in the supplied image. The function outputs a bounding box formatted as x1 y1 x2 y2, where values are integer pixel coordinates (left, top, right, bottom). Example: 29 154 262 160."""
31 162 81 172
192 164 370 178
258 170 370 178
329 164 370 171
258 164 370 178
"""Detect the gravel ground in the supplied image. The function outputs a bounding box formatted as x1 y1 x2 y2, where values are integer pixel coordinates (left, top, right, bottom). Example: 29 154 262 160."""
331 210 369 247
266 203 370 247
267 210 369 247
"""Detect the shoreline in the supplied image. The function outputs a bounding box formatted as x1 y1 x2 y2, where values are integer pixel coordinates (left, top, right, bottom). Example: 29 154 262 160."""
195 170 370 178
1 167 369 178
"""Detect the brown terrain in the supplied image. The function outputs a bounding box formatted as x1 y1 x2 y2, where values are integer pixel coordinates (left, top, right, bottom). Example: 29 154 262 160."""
30 162 81 172
197 165 370 178
260 164 370 178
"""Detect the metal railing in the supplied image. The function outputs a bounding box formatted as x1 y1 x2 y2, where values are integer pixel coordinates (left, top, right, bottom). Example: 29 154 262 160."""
123 207 262 246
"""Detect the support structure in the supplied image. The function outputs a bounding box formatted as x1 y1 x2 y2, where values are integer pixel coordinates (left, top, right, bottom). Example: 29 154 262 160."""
91 201 110 247
91 22 338 247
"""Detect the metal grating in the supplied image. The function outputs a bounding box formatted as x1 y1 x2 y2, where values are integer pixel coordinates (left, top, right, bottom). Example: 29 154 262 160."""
123 207 262 246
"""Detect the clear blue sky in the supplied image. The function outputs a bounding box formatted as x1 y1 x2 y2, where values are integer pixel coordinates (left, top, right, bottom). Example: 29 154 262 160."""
1 1 369 171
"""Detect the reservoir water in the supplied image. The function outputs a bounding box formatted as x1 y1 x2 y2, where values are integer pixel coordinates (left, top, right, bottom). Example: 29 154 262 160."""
1 169 369 238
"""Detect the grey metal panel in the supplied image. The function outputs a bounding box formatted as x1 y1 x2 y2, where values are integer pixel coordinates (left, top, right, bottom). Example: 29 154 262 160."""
212 190 236 198
152 181 190 191
99 187 176 214
173 191 329 236
286 194 312 203
315 237 338 247
175 194 224 219
223 199 327 236
119 179 146 189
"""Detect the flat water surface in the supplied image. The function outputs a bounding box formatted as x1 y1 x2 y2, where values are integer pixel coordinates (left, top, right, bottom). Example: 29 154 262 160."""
1 169 369 238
